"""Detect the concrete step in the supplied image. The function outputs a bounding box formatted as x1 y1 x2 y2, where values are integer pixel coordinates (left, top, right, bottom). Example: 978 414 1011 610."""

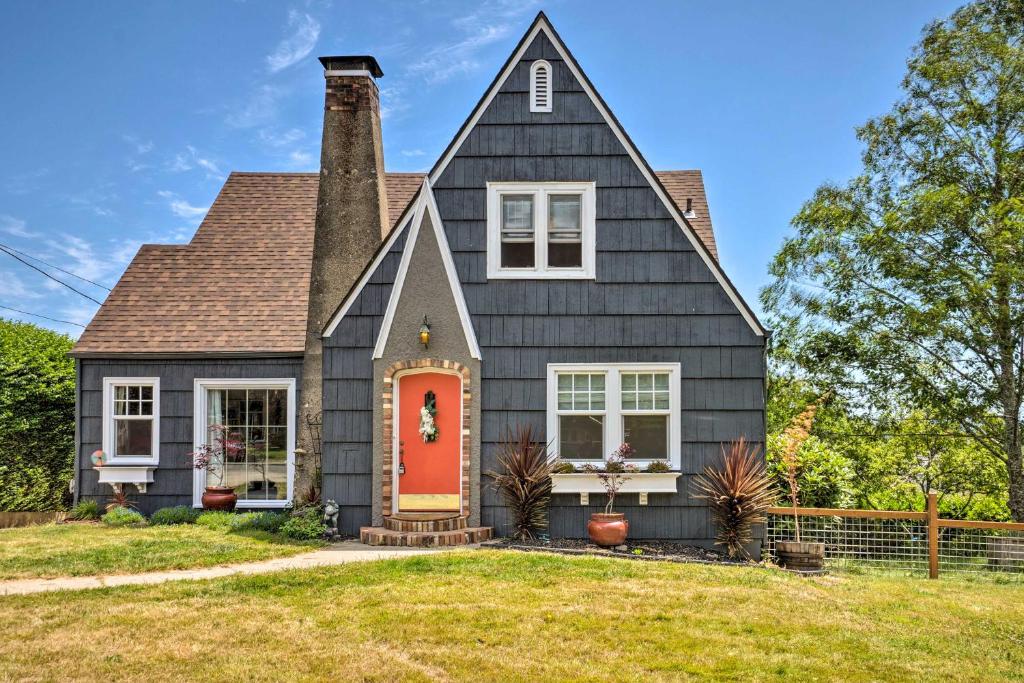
360 525 493 547
384 513 467 533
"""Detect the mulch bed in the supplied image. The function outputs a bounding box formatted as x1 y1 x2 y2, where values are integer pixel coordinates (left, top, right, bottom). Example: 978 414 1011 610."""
481 537 755 566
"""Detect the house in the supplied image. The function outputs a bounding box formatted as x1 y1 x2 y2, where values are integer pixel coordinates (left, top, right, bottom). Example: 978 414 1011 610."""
71 13 767 547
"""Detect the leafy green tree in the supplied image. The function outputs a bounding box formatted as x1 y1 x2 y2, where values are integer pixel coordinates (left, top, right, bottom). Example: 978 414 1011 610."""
762 0 1024 519
0 319 75 510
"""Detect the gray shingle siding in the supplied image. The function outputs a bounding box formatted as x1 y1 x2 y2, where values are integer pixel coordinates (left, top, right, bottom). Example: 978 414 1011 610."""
321 228 408 534
429 31 766 542
76 357 302 515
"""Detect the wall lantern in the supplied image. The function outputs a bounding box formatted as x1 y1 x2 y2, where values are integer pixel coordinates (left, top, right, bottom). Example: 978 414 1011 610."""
418 316 431 349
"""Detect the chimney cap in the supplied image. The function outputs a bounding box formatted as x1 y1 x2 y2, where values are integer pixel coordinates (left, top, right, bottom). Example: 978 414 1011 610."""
319 55 383 78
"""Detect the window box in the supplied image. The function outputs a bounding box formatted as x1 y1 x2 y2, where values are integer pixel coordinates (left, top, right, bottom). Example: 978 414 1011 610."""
96 465 155 493
550 471 681 505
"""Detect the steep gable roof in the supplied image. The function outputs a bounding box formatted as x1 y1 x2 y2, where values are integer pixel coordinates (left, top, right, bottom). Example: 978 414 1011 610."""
428 12 761 335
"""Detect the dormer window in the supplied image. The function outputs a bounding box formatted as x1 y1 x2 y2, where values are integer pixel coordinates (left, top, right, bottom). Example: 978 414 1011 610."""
486 182 596 279
530 60 552 113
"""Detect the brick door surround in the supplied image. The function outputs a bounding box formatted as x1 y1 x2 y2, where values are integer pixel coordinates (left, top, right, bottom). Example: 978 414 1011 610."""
381 359 471 518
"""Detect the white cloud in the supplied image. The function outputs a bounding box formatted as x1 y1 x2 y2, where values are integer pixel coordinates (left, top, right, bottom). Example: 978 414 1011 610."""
259 127 306 148
227 84 285 128
0 215 40 239
157 190 209 220
166 146 224 180
407 1 538 85
122 135 154 155
287 149 315 169
0 270 46 300
266 10 321 73
401 149 426 157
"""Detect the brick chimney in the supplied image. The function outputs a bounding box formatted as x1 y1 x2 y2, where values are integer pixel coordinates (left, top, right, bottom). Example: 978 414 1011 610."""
297 55 389 500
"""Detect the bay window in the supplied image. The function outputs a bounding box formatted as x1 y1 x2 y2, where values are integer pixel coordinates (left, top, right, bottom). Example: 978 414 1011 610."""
547 364 680 468
487 182 595 278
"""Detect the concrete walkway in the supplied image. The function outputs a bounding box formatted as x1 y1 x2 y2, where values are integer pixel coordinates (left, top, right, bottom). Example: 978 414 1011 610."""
0 541 448 596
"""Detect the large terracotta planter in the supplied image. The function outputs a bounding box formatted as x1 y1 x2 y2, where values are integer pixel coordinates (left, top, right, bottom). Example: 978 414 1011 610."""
775 540 825 572
201 486 237 511
588 512 628 547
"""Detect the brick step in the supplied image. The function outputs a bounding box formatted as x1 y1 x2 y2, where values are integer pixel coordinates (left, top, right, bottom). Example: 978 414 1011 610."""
360 526 493 547
384 513 467 533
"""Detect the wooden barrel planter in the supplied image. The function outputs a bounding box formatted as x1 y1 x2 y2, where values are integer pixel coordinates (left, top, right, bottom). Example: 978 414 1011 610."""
775 540 826 573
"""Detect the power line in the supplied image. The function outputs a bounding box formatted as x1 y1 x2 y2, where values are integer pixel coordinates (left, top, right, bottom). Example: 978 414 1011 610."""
0 304 86 328
0 241 111 291
0 245 104 305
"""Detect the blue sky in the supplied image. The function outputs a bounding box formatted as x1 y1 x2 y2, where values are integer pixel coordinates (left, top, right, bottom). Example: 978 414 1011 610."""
0 0 962 337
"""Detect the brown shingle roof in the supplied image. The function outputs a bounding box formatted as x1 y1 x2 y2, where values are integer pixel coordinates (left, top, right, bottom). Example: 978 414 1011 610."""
71 170 717 355
654 170 717 260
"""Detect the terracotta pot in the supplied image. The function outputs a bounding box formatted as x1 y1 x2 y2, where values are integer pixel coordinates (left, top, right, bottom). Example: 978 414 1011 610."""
201 486 237 511
588 512 629 547
775 540 825 572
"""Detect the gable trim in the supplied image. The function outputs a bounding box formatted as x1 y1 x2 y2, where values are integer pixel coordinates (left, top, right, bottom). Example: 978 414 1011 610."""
371 179 482 360
427 12 766 338
322 193 420 338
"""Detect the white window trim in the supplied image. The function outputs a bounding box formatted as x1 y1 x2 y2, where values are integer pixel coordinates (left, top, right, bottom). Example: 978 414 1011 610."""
486 181 596 279
192 378 296 509
546 363 681 469
102 377 160 466
530 59 552 113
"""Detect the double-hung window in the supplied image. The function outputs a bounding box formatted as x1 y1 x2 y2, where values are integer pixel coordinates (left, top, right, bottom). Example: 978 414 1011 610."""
547 364 680 468
102 378 160 465
487 182 596 278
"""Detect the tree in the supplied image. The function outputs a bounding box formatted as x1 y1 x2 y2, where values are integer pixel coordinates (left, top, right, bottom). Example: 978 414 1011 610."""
0 319 75 510
762 0 1024 519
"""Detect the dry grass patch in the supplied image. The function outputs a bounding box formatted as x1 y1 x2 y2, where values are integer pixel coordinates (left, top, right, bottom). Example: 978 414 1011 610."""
0 550 1022 681
0 523 319 579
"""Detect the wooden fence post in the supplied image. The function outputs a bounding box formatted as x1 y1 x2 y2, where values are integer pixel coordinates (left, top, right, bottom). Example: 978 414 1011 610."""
927 491 939 579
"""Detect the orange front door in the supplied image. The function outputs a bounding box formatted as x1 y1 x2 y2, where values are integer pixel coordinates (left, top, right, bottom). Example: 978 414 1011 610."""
397 371 462 511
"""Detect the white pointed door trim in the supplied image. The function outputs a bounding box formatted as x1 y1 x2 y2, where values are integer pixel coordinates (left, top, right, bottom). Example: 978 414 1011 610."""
371 179 482 360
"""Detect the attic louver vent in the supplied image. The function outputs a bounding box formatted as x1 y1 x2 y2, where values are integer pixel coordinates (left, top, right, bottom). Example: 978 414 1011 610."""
530 60 552 113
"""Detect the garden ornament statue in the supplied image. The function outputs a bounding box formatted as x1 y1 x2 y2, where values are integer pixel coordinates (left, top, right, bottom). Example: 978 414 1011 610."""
323 499 340 537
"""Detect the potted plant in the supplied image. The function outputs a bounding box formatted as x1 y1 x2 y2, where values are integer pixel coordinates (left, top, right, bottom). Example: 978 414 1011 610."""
189 424 244 511
586 443 637 547
774 402 826 572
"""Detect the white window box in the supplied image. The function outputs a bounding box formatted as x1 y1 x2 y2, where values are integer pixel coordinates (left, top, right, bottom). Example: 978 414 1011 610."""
96 466 156 493
550 471 680 505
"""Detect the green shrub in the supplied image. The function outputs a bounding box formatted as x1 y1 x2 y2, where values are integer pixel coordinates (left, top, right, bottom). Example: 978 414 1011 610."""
278 506 327 541
645 460 672 473
67 500 101 521
0 319 75 512
150 505 201 526
101 506 147 527
247 511 288 533
552 460 577 474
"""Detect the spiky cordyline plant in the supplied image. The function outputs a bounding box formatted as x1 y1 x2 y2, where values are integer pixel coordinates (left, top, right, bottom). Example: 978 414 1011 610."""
693 438 775 559
486 425 554 541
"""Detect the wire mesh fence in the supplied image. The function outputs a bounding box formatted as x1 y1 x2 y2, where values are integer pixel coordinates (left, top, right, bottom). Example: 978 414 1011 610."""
937 526 1024 575
766 513 929 574
766 505 1024 579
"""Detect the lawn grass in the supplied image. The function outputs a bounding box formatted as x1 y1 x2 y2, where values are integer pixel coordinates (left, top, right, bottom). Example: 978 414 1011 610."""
1 550 1021 681
0 522 320 579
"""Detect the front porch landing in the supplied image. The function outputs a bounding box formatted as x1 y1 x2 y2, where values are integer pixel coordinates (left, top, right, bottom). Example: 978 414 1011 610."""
360 513 493 547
